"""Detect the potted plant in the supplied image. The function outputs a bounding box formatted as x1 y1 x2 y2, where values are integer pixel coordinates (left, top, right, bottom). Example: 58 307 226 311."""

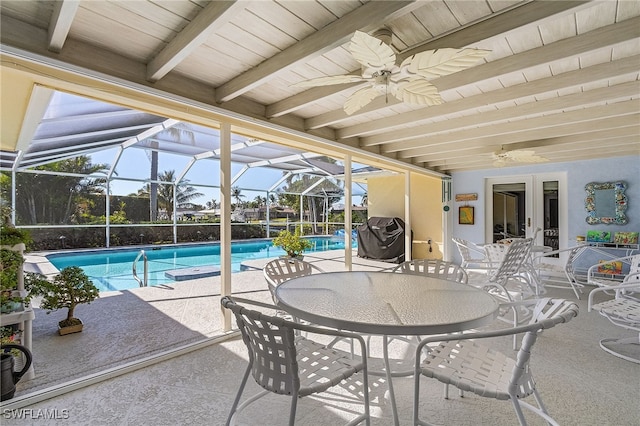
27 266 99 335
272 230 313 259
0 220 32 314
0 248 24 314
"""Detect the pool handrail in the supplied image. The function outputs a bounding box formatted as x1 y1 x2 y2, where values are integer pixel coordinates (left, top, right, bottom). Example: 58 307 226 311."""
132 250 148 287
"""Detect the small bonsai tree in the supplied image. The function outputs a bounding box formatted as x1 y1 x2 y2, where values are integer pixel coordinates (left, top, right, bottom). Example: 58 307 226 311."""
27 266 99 330
272 230 313 258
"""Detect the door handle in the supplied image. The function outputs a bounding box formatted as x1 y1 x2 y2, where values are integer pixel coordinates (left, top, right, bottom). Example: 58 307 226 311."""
527 218 531 227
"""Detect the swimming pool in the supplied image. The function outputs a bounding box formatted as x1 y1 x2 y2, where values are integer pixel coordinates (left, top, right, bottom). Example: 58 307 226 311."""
46 237 355 292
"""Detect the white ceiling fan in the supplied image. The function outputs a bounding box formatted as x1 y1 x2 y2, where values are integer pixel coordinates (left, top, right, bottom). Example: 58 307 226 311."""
492 147 549 167
292 29 490 115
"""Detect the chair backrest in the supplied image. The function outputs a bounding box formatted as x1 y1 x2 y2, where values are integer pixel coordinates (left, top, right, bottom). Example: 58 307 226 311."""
221 296 300 395
392 259 468 284
263 258 323 296
509 298 579 396
484 243 510 267
452 237 472 262
489 238 533 285
452 237 483 264
623 254 640 284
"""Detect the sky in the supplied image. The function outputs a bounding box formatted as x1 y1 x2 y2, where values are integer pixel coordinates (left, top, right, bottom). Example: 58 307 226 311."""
89 147 367 209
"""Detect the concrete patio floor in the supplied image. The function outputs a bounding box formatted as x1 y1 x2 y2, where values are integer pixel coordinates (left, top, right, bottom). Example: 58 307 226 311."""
2 250 638 425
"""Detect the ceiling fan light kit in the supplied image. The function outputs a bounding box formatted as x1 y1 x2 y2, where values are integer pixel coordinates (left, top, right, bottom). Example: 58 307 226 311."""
293 30 490 114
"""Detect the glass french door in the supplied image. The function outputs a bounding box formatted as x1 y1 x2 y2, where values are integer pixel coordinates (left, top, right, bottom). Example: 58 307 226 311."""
486 176 533 243
486 173 567 266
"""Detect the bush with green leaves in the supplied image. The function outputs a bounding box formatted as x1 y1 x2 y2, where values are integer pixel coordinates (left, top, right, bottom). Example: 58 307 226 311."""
272 230 313 258
0 225 31 248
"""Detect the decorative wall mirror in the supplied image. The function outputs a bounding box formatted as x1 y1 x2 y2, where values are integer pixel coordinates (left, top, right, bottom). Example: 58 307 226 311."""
585 181 628 225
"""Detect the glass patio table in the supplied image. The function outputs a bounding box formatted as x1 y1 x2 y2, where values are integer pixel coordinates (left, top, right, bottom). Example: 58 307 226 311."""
274 271 500 425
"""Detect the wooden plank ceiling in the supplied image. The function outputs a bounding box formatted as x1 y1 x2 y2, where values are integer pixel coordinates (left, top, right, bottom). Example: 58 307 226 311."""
1 0 639 173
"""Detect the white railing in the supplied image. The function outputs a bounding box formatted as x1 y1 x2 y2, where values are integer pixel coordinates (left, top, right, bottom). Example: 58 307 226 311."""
132 250 148 287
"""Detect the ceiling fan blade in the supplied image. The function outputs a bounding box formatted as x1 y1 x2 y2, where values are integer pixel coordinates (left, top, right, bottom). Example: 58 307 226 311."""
344 86 381 115
349 30 396 75
291 75 365 88
491 149 549 164
506 150 537 158
518 155 549 163
506 150 548 162
400 48 491 79
394 79 442 106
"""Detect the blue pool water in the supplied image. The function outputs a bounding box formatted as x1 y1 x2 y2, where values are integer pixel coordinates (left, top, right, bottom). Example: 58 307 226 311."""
47 237 355 292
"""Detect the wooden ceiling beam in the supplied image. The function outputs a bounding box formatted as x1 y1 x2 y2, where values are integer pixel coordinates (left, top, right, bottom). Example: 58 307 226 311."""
214 1 418 103
437 146 640 173
375 79 639 150
395 110 640 159
147 1 248 82
355 56 639 144
424 137 640 168
413 126 640 164
268 0 590 119
47 0 79 53
316 17 640 131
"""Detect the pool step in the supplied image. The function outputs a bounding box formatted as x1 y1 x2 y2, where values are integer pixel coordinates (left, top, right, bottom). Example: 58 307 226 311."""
164 266 220 281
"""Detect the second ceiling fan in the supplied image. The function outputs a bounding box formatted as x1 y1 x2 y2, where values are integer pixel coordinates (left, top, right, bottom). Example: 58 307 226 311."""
293 29 490 115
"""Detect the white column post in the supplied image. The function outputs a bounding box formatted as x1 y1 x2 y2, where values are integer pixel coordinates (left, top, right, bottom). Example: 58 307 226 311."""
405 171 412 261
344 155 352 270
220 122 232 331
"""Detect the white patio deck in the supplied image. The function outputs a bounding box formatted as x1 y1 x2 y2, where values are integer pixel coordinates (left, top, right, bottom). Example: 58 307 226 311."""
3 250 638 425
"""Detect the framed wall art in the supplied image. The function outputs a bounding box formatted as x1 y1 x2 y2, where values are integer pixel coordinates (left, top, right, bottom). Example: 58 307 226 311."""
459 206 474 225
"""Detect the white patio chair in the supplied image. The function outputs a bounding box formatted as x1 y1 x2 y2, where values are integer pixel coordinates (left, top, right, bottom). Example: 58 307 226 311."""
391 259 468 284
263 257 323 284
385 259 469 354
588 257 640 364
587 253 640 290
484 242 510 270
469 238 535 303
221 296 370 426
452 237 492 271
263 257 325 300
413 298 579 426
533 245 588 299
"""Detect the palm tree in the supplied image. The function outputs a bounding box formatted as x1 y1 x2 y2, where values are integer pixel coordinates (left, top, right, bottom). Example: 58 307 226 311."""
139 170 203 220
253 195 266 208
148 126 195 221
231 187 245 210
206 199 218 209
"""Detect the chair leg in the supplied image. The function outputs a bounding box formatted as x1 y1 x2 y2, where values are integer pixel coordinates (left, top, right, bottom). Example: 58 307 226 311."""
531 388 550 418
413 372 422 425
351 367 371 426
227 364 252 426
599 335 640 364
288 391 299 426
510 398 528 426
516 398 561 426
